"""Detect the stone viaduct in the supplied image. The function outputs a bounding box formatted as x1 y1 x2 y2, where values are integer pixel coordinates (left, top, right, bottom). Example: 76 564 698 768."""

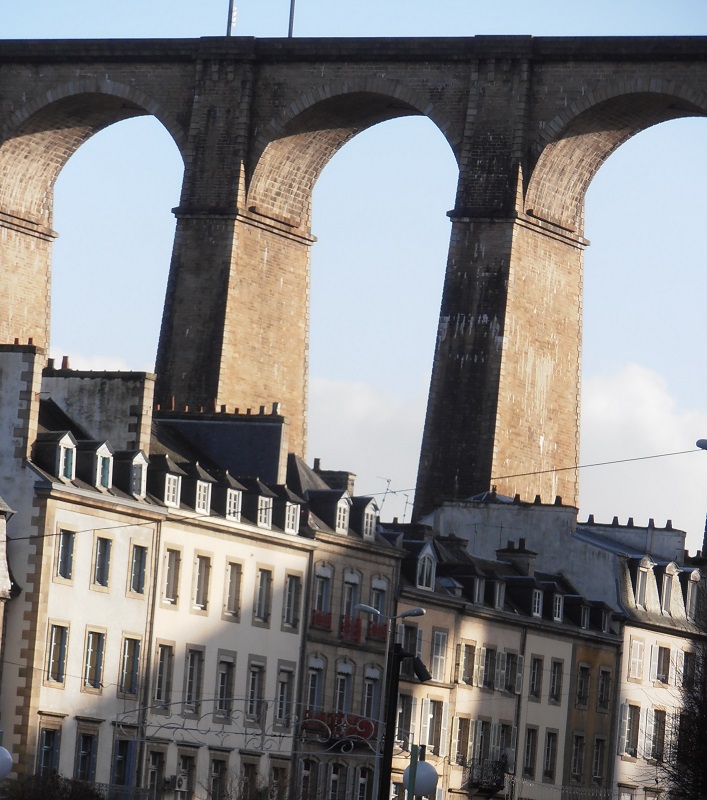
0 36 705 517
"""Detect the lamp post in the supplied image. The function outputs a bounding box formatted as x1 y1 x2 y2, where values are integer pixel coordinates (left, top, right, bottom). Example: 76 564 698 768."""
355 604 429 800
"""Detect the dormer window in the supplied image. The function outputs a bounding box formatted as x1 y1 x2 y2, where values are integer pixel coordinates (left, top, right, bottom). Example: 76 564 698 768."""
553 594 563 622
363 511 376 539
602 610 610 633
335 500 349 533
686 571 700 621
532 589 543 617
284 503 299 534
164 474 181 507
195 481 211 515
226 489 242 521
494 581 505 610
60 442 75 481
661 575 672 615
131 463 145 497
417 554 435 590
257 496 273 528
474 577 486 604
581 606 590 629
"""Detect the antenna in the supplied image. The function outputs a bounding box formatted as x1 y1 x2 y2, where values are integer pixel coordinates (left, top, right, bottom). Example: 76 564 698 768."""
227 0 237 36
288 0 296 37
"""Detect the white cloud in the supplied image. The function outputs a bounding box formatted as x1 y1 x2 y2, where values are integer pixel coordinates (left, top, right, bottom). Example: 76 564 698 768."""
580 363 707 554
49 348 145 372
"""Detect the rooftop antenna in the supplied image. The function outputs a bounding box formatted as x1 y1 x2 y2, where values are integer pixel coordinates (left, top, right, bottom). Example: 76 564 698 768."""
226 0 237 36
288 0 296 37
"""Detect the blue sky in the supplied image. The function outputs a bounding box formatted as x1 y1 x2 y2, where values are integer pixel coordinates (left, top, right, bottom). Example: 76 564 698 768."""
5 1 707 549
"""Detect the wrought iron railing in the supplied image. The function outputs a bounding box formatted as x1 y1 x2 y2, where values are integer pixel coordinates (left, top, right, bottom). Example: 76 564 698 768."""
462 757 507 791
311 609 332 630
90 783 150 799
339 614 362 643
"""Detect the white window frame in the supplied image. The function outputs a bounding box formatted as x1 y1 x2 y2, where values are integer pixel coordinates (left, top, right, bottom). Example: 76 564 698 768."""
257 496 273 528
195 481 211 514
226 489 242 521
284 502 299 533
553 594 563 621
532 589 543 617
193 555 211 610
164 474 181 507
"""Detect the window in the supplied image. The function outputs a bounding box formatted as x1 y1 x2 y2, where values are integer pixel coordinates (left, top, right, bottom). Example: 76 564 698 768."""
473 577 485 604
216 659 235 717
543 731 557 779
481 647 496 689
423 700 446 754
342 575 360 617
532 589 543 617
576 665 590 707
371 584 387 615
271 766 289 800
177 754 195 799
195 481 211 514
193 555 211 610
84 630 105 690
56 530 75 580
523 727 538 777
225 562 242 618
494 581 505 609
363 669 380 718
683 651 696 689
459 643 475 684
131 463 145 497
397 694 416 748
335 500 349 532
74 732 97 782
98 455 112 489
417 554 435 589
504 653 523 693
686 578 698 621
184 649 204 714
629 639 644 680
164 473 181 507
255 568 272 623
120 637 141 695
284 574 301 628
314 573 331 612
650 645 671 684
355 768 371 800
154 644 173 705
47 624 68 683
147 751 165 797
597 668 611 710
455 717 471 765
38 727 61 775
257 496 273 527
61 443 75 480
363 510 376 538
307 658 325 711
112 739 137 787
550 660 562 702
431 630 447 682
226 488 242 521
335 668 352 713
651 709 666 761
210 758 227 800
247 661 265 720
164 549 181 604
529 657 542 699
581 606 590 629
571 734 585 780
276 667 294 725
129 545 147 594
553 594 563 621
93 537 111 587
328 764 346 800
662 574 672 614
399 624 422 678
636 568 647 608
592 738 606 783
284 502 299 533
621 704 641 757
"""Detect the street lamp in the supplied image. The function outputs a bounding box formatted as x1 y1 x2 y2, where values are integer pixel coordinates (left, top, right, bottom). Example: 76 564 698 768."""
355 604 431 800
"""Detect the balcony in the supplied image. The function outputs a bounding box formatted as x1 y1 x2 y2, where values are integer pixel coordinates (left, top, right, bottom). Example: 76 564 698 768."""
302 709 377 742
311 609 332 630
339 614 362 644
366 619 388 642
462 757 507 794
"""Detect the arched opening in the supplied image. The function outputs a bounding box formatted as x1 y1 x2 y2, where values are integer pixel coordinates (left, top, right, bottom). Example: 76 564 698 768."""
306 116 458 521
50 116 182 369
579 117 707 550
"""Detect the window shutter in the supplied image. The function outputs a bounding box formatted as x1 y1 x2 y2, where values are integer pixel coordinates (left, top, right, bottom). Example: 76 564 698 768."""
674 649 684 687
496 652 507 691
618 703 629 754
490 723 500 761
476 647 486 687
439 702 449 758
455 643 462 683
451 716 460 763
473 719 483 762
467 718 476 766
508 726 517 771
416 629 423 659
396 624 404 645
410 697 418 743
420 699 430 748
643 708 655 760
649 645 659 682
436 788 444 800
515 655 524 694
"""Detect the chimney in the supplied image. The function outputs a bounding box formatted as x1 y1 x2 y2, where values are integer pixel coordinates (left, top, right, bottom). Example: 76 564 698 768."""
497 538 537 576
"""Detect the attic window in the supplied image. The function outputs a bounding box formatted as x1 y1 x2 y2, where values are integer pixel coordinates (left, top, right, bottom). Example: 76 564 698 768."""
284 503 298 534
581 606 590 629
686 573 700 621
226 489 242 521
474 577 485 604
195 481 211 514
131 463 146 498
98 455 112 489
164 474 181 508
60 444 75 481
532 589 543 618
417 554 435 590
335 501 349 533
257 497 273 528
363 510 376 539
635 569 648 609
661 574 672 615
553 594 563 622
494 581 505 610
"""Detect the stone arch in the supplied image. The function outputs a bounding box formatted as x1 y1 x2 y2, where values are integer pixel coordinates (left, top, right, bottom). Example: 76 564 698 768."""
0 78 186 226
524 80 707 232
247 79 461 227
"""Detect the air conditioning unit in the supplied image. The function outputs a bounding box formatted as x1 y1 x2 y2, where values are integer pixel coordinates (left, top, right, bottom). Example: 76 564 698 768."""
176 776 187 791
165 775 187 792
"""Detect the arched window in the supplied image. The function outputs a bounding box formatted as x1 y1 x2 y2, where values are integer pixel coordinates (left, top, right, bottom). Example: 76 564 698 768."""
417 554 435 589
